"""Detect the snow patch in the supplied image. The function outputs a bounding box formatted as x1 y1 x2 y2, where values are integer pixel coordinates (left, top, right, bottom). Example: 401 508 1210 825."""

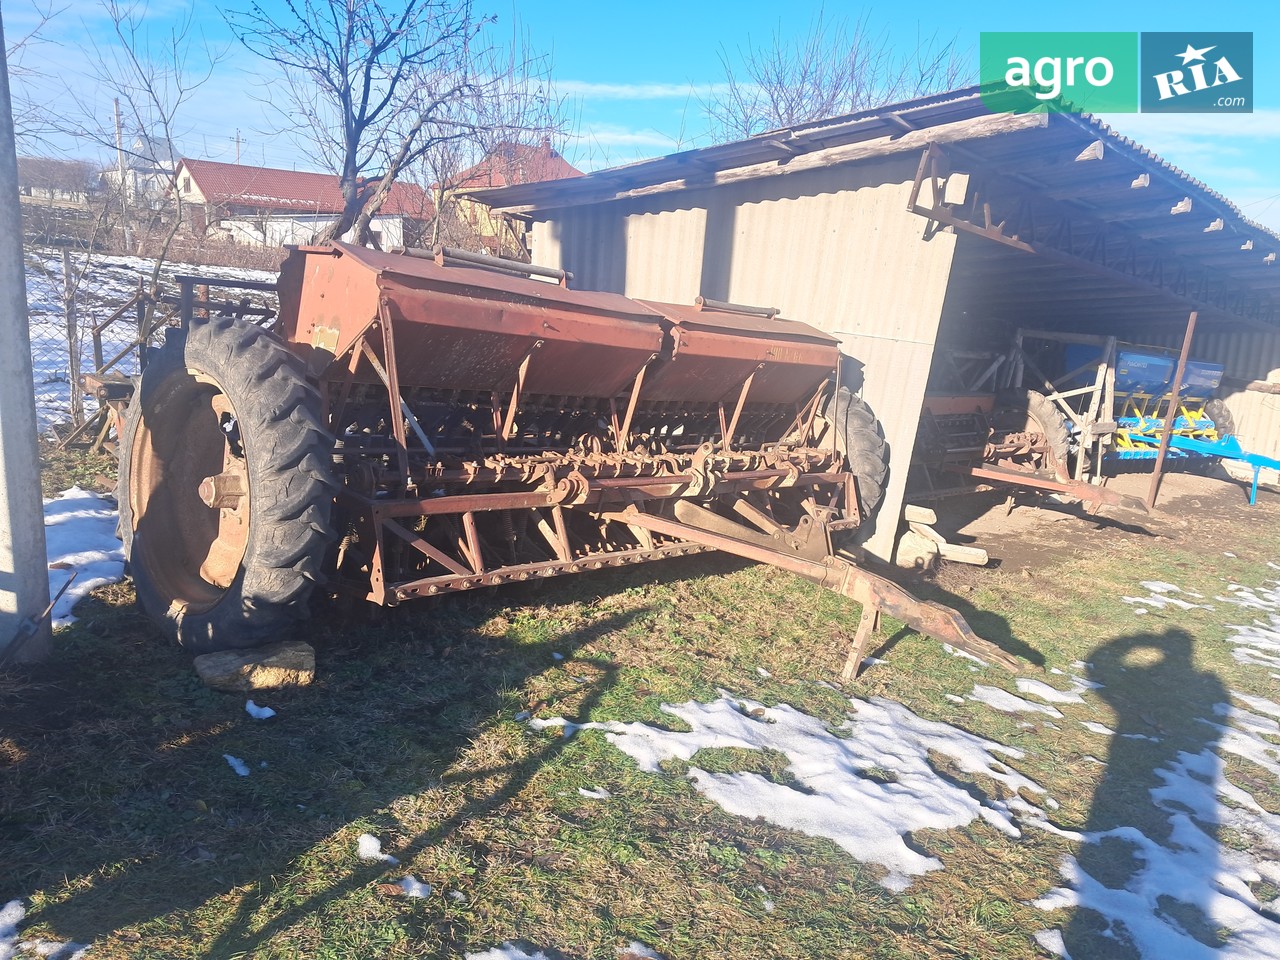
244 700 276 720
968 684 1064 718
1079 721 1114 736
0 901 89 960
1 901 24 960
527 716 626 738
1121 580 1214 612
942 643 987 666
559 693 1048 891
43 487 125 627
223 754 250 777
1015 678 1088 705
1218 579 1280 669
618 944 665 959
395 875 432 898
356 833 399 865
466 946 554 960
577 787 612 800
1032 929 1070 958
1034 705 1280 956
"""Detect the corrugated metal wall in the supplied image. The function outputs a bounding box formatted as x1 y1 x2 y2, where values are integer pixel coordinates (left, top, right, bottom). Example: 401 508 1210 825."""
1147 328 1280 462
530 156 957 560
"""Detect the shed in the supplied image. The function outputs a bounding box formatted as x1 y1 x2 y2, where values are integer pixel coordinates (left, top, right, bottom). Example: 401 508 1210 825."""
468 88 1280 560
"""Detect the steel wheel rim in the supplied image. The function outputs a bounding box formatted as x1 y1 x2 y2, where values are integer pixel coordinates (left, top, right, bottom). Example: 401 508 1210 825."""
128 369 251 616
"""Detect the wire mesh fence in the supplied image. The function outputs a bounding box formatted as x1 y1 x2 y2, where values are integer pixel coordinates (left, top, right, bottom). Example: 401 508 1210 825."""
24 247 278 443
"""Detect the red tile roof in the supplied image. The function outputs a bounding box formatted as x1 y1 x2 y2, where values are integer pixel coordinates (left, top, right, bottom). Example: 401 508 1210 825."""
452 141 583 190
177 158 431 218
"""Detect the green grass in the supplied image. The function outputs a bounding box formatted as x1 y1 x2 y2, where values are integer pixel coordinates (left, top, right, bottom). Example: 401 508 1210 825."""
6 463 1280 958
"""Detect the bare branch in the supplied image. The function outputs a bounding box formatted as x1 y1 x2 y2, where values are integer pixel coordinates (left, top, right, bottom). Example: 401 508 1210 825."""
228 0 563 244
703 9 974 142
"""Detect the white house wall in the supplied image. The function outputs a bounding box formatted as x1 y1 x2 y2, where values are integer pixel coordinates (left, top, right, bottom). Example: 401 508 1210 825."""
530 156 957 560
217 214 405 249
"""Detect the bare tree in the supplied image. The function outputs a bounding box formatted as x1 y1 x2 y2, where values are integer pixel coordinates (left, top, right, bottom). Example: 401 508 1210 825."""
54 0 223 286
5 2 59 149
704 9 972 142
227 0 561 245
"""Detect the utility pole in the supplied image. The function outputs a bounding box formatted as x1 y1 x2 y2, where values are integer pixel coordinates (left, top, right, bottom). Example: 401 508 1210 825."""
0 18 53 663
114 98 132 249
235 128 241 163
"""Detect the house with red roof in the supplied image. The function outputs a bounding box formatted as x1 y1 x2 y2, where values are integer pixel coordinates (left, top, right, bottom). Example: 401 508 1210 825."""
445 139 582 255
173 158 433 249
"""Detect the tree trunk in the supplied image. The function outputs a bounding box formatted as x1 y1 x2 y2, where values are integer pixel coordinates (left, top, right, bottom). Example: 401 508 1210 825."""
349 169 402 249
320 169 373 243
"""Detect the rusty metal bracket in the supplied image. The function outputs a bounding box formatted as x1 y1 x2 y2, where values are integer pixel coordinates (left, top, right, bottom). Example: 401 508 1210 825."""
502 339 544 441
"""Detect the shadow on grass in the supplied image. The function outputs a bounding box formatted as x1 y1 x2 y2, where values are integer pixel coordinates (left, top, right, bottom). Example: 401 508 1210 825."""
1062 628 1228 958
908 576 1042 668
3 544 1020 955
0 557 711 955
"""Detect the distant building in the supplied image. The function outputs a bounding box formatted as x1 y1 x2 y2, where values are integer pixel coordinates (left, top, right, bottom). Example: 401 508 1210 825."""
101 132 178 209
448 139 582 255
172 158 433 249
16 157 98 206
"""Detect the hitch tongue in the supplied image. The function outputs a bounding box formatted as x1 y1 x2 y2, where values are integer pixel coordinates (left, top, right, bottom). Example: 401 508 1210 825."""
608 504 1020 679
828 559 1020 678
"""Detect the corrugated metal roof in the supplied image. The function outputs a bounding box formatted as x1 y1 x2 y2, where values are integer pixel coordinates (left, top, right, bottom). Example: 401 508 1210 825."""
472 87 1279 263
469 87 995 211
1061 112 1278 241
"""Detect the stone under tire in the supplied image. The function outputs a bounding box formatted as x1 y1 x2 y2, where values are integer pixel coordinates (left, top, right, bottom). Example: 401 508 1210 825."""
118 315 337 653
998 388 1071 482
821 386 889 522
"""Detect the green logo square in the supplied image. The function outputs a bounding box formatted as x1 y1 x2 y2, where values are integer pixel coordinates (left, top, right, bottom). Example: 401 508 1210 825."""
1140 32 1252 113
980 32 1139 113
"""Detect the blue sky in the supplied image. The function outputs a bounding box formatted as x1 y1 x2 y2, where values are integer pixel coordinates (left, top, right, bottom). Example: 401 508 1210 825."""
5 0 1278 230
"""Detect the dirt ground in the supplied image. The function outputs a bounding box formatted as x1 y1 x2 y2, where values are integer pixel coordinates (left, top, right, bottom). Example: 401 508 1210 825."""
922 465 1279 582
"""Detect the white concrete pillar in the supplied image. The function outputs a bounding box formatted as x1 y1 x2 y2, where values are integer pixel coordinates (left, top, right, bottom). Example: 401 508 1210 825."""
0 20 52 662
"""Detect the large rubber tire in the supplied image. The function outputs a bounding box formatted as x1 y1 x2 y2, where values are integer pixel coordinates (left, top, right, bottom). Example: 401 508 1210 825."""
821 386 889 522
997 388 1071 482
118 315 337 653
1206 398 1235 438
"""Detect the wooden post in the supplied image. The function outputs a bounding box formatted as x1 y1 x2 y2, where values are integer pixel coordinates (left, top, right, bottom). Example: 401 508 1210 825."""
61 249 84 427
1098 338 1117 485
1147 311 1199 510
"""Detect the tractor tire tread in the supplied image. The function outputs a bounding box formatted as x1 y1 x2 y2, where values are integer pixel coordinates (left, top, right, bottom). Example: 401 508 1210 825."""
118 315 337 653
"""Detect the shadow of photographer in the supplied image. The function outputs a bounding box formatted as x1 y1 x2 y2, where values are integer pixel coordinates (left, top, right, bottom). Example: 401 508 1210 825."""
1062 627 1230 957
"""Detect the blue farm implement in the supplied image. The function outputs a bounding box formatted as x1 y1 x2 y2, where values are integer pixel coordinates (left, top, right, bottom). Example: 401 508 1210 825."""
1062 344 1233 463
1126 433 1280 505
1000 327 1272 505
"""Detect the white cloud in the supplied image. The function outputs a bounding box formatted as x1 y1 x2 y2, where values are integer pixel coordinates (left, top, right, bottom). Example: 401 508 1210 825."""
1096 109 1280 141
572 124 678 150
555 79 726 101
